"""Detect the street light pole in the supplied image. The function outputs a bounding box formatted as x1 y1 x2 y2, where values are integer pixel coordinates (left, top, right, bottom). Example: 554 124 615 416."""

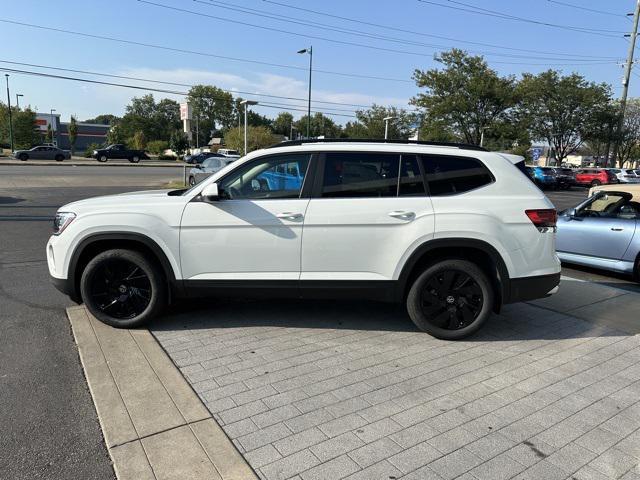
297 46 312 138
613 0 640 166
5 75 14 152
240 100 258 155
50 108 57 146
383 116 396 140
16 93 23 109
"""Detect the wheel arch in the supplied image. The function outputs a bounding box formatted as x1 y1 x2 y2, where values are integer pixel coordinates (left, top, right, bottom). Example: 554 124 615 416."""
68 232 182 302
396 238 510 313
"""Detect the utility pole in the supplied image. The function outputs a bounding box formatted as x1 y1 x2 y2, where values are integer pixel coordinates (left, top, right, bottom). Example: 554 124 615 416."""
613 0 640 166
240 99 258 155
297 46 312 138
5 74 14 152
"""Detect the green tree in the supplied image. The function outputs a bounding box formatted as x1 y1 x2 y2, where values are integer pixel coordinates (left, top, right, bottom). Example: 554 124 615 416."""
188 85 235 144
0 105 40 149
412 49 518 145
45 123 53 143
107 121 126 145
272 112 294 137
342 105 416 139
169 130 189 157
83 114 118 125
617 99 640 168
131 130 147 150
68 115 78 155
294 113 342 138
582 102 619 164
225 126 275 154
518 70 612 163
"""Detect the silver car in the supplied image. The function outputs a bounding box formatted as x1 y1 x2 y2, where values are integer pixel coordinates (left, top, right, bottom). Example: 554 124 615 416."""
188 156 235 186
557 190 640 279
13 145 71 162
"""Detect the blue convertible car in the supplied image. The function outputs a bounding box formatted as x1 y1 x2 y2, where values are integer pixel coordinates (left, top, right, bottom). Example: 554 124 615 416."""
557 188 640 279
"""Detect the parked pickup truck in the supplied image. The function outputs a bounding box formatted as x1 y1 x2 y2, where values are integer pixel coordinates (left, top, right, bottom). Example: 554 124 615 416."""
93 144 149 163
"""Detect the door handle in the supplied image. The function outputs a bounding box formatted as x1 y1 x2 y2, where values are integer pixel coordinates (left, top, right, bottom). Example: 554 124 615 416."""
388 210 415 220
611 227 624 231
276 212 303 220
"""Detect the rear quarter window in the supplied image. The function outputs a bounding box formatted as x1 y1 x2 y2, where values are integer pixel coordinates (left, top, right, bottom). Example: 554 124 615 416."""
420 155 494 196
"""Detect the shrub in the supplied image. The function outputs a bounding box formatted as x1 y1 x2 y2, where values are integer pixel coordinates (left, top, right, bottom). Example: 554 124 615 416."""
84 143 101 158
147 140 169 155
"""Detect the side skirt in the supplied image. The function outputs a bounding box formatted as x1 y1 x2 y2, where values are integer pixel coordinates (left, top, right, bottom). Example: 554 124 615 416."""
181 280 398 302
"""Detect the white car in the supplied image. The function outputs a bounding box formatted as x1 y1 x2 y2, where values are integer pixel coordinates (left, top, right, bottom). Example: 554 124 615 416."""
608 168 640 184
47 140 560 339
188 156 235 186
217 148 241 159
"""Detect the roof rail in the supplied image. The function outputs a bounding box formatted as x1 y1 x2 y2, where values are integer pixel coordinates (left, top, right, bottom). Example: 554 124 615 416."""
266 138 488 152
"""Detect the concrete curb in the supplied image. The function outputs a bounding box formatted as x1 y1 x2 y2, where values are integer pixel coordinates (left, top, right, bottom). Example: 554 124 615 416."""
0 159 185 168
67 306 258 480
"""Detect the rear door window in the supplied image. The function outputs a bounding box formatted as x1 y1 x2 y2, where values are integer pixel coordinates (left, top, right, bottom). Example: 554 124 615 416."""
321 152 399 198
421 155 493 196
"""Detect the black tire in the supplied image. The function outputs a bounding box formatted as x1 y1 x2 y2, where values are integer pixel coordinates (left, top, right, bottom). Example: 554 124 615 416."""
129 155 140 163
55 154 64 162
188 175 196 186
406 259 494 340
18 153 28 161
98 155 108 163
80 249 166 328
591 179 602 187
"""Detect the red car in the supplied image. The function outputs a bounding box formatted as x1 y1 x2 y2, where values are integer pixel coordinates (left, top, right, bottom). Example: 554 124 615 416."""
574 168 618 187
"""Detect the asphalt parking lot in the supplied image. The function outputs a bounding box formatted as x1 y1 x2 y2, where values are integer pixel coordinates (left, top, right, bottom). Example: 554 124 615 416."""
1 166 638 479
0 165 180 479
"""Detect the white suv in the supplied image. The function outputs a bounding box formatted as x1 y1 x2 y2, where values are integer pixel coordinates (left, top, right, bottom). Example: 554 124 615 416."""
47 140 560 339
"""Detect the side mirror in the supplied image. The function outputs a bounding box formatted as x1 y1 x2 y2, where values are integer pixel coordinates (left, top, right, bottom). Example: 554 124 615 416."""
201 182 220 201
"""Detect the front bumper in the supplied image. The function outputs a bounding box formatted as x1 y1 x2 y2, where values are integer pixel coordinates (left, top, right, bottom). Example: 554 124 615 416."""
50 275 75 298
505 272 561 304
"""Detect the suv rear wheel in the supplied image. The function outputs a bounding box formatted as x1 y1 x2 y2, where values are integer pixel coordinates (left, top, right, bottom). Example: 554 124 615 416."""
80 249 166 328
407 259 494 340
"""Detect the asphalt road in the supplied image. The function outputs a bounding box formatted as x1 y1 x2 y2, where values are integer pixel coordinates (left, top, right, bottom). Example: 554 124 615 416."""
0 166 179 479
0 166 637 479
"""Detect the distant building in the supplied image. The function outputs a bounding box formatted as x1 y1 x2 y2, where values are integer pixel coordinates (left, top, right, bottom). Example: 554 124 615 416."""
34 113 110 151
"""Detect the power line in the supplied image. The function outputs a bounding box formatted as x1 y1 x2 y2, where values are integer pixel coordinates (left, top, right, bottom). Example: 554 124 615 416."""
0 59 379 110
545 0 628 19
0 18 412 84
0 66 359 118
417 0 625 38
262 0 620 60
138 0 621 62
197 0 617 61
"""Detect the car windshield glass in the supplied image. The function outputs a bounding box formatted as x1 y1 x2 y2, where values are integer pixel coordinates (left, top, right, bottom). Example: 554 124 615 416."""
578 193 631 218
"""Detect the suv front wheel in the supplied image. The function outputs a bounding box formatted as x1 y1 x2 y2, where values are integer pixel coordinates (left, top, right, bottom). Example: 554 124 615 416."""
80 249 166 328
407 259 494 340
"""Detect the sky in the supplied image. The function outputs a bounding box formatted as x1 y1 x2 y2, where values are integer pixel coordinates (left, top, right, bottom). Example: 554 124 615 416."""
0 0 635 124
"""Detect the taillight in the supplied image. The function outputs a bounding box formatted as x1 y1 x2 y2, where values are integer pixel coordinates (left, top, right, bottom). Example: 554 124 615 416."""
525 209 557 232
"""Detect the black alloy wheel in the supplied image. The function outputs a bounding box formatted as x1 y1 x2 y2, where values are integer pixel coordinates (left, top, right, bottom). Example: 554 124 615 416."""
89 258 151 319
407 259 494 340
420 270 483 330
80 249 165 328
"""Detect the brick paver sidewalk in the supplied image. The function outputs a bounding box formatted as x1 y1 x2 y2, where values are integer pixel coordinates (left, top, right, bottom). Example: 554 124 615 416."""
151 299 640 480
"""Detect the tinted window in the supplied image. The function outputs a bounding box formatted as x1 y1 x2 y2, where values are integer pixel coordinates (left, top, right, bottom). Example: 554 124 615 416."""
421 155 493 196
321 152 399 198
219 154 310 199
399 155 425 196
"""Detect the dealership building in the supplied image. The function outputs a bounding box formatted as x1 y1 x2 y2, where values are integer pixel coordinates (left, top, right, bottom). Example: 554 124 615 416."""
35 113 110 151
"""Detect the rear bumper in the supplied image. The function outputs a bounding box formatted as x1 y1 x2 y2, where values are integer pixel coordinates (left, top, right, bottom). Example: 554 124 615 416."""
505 272 561 304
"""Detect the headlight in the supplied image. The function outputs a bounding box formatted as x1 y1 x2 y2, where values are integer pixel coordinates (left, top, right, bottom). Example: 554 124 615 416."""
93 150 98 155
53 212 76 235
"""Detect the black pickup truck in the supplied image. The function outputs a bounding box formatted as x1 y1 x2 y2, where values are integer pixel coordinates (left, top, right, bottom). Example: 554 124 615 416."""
93 144 149 163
